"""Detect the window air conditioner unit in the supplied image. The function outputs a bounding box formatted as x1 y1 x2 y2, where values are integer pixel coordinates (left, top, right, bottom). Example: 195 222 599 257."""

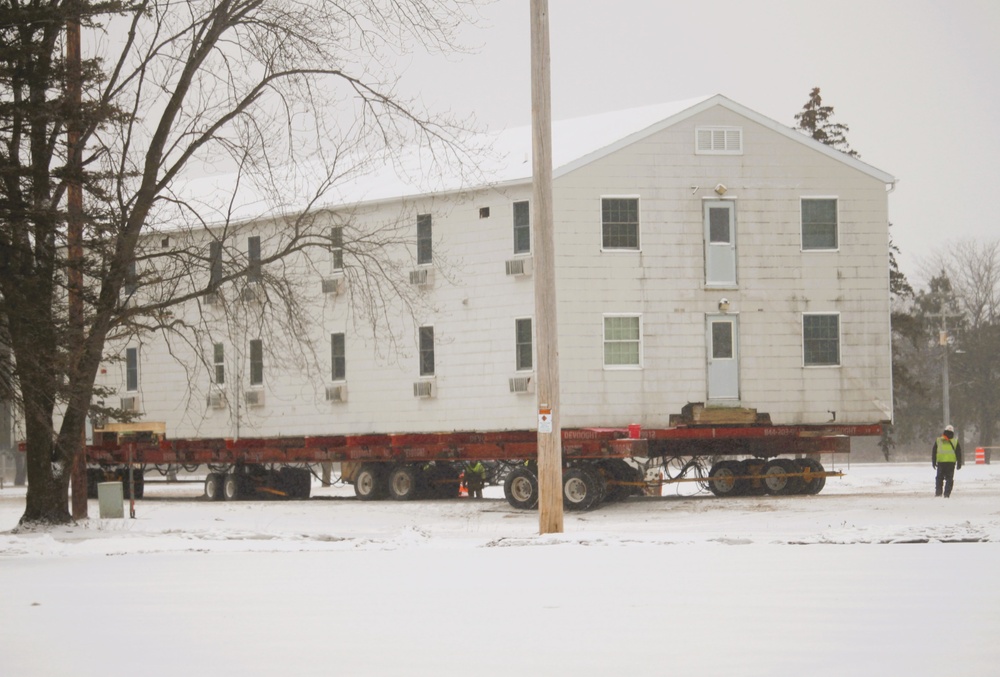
412 380 435 398
120 395 140 413
508 375 534 394
244 390 265 407
206 391 227 409
321 277 344 295
505 257 533 276
325 384 347 403
409 268 432 286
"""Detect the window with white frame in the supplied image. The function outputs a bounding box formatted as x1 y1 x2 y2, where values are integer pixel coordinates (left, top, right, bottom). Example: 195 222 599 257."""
209 240 223 289
331 333 346 381
515 318 533 371
695 126 743 154
126 347 139 391
416 214 432 265
602 198 639 250
124 261 138 296
247 236 262 281
603 315 641 367
801 198 838 250
249 339 264 385
419 326 435 376
513 201 530 254
803 313 840 366
330 226 344 272
213 343 225 385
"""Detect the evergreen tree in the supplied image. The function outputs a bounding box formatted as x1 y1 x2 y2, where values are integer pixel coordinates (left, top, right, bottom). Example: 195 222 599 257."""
794 87 860 158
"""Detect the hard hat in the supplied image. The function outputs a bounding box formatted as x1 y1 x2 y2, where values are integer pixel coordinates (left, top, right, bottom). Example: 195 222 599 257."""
945 425 955 433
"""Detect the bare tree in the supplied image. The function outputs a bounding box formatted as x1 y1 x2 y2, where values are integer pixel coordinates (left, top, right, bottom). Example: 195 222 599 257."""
0 0 488 525
922 239 1000 447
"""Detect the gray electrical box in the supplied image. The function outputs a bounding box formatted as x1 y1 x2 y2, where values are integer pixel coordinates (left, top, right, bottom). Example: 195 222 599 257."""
97 482 124 519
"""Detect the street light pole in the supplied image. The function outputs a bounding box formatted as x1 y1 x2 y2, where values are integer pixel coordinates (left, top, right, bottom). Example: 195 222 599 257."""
940 328 950 429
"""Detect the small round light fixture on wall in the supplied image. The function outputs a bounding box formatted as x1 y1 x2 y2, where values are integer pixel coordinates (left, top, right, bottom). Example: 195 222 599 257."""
714 183 727 195
718 298 730 313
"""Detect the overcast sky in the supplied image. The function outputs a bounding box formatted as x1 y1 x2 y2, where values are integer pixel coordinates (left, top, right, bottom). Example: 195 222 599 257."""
401 0 999 285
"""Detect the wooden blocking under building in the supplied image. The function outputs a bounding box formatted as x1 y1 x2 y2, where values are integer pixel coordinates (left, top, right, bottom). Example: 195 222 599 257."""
670 402 768 426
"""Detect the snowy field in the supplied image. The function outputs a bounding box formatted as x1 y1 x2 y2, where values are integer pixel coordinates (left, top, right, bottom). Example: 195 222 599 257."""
1 462 999 677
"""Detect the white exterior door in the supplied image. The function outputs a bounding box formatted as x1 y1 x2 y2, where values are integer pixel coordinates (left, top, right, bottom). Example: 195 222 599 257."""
704 200 736 287
707 314 740 401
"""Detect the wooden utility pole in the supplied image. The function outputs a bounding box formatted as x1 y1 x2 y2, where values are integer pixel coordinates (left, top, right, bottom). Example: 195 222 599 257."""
67 6 88 519
530 0 563 534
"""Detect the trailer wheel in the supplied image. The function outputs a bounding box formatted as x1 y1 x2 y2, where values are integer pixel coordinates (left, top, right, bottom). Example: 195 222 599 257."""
599 459 639 502
122 472 145 500
563 465 605 511
707 460 745 497
796 458 826 495
86 469 103 499
222 473 241 501
425 463 461 499
504 466 539 509
739 459 768 496
205 472 224 501
354 464 386 500
388 464 420 501
762 458 804 496
280 467 312 499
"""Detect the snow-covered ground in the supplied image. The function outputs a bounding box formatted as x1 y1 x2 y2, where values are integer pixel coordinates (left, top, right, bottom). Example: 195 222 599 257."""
2 462 998 676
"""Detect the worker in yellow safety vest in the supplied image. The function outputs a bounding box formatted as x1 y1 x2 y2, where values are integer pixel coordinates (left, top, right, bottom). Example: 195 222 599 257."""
932 425 964 497
464 461 486 499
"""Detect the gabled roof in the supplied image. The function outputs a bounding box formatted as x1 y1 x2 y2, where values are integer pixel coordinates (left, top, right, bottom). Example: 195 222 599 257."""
175 94 895 225
543 94 896 185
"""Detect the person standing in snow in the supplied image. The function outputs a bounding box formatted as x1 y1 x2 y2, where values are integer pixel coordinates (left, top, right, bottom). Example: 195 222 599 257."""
932 425 963 497
465 461 486 499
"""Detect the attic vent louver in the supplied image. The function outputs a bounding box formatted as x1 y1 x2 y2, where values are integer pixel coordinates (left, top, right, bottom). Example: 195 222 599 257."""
695 127 742 155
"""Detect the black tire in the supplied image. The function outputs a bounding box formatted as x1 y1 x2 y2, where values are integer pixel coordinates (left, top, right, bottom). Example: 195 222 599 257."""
599 459 639 502
222 473 241 501
280 467 312 499
86 469 102 499
762 458 804 496
122 471 144 500
707 460 745 497
205 472 224 501
387 464 420 501
425 463 461 499
503 466 539 510
563 465 605 511
739 459 768 496
585 464 608 505
354 463 387 500
796 458 826 495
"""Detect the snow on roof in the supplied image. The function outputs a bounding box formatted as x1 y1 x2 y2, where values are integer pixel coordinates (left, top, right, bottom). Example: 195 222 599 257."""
168 93 893 227
169 95 713 225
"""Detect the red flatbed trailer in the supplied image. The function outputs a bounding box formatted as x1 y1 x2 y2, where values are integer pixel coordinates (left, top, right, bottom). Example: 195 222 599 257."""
84 421 883 510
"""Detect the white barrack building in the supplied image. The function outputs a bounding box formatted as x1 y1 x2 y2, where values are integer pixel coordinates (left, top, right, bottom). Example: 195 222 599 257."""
99 94 895 439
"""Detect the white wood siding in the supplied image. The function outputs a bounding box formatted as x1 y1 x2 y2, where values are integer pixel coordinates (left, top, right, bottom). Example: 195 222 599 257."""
98 102 892 438
553 106 891 427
